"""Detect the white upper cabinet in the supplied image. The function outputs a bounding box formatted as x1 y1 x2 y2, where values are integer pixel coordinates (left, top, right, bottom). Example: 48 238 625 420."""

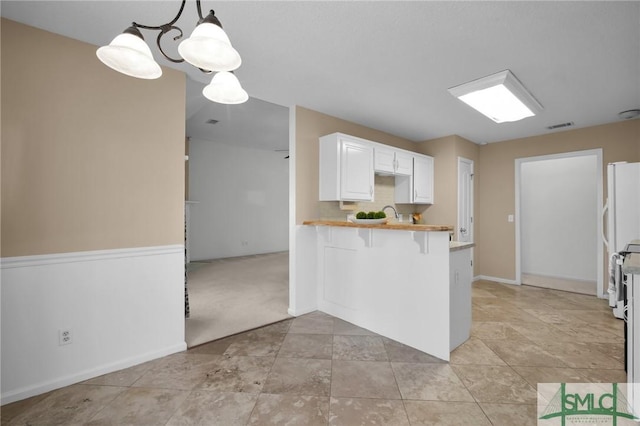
319 133 374 201
395 151 414 176
395 154 434 204
374 146 413 176
413 155 434 204
319 132 433 204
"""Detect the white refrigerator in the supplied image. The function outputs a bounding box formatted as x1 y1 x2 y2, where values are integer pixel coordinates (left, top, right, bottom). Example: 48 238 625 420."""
603 162 640 413
604 162 640 315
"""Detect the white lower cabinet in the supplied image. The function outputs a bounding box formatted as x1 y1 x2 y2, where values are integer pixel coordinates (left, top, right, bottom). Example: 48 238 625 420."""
450 247 472 351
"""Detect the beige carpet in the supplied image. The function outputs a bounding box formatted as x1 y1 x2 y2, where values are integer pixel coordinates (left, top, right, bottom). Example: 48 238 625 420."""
185 251 291 348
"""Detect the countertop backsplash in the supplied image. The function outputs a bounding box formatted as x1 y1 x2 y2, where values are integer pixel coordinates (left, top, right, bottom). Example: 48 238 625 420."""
319 175 422 221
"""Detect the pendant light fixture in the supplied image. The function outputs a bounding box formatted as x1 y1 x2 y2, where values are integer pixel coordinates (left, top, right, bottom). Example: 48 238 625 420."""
96 0 247 104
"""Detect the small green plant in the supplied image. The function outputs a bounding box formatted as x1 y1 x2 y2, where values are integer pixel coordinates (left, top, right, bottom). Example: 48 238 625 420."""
355 210 386 220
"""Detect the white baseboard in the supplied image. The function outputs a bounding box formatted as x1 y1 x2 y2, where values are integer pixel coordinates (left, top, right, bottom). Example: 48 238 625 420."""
287 306 317 317
473 275 519 285
1 342 186 405
1 245 186 405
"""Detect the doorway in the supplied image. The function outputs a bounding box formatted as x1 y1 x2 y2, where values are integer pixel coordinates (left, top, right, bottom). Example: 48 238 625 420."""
515 149 603 296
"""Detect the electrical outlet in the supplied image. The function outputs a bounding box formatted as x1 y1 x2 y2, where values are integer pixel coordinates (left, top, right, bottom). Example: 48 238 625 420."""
59 329 72 346
241 241 248 246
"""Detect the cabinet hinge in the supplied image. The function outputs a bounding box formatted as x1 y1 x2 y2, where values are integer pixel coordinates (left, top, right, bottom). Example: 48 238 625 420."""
470 217 473 223
470 260 473 266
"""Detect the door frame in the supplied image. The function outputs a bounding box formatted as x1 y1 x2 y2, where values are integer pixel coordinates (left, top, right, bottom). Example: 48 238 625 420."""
457 157 474 278
457 157 474 242
514 148 604 297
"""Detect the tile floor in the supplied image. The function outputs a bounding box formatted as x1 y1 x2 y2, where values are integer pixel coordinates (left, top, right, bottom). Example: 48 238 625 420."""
2 280 627 425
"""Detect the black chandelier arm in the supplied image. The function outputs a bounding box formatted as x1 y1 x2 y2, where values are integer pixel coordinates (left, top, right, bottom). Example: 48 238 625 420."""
125 0 217 69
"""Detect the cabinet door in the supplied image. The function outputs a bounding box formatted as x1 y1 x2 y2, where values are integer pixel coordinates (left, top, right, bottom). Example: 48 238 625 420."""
340 140 374 201
413 155 434 204
450 249 472 350
374 146 396 174
394 151 413 176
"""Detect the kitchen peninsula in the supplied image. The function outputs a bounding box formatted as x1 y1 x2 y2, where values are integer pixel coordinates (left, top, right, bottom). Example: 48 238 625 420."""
302 220 473 361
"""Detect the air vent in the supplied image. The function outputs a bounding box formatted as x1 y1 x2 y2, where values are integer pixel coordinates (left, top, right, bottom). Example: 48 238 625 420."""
547 122 574 130
205 119 219 125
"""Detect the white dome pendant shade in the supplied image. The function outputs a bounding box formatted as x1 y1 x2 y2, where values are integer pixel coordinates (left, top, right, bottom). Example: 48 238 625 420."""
96 26 162 79
178 11 241 72
202 71 248 104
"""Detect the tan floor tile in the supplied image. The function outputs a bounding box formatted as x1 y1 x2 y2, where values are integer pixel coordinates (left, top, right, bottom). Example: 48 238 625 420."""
288 312 334 334
329 397 410 426
404 400 492 425
0 391 53 424
7 384 125 425
198 355 275 393
575 368 629 383
471 287 499 298
278 333 333 359
472 305 542 323
540 341 625 369
332 318 377 336
552 322 623 343
479 403 537 426
470 321 529 341
450 338 507 365
165 390 257 426
187 335 238 355
82 360 158 387
508 321 577 344
331 360 401 399
392 362 474 402
248 394 329 425
452 365 537 404
253 318 294 334
262 357 332 396
85 387 189 425
132 353 221 391
332 335 388 361
482 339 567 367
382 337 447 363
512 366 590 388
223 331 286 357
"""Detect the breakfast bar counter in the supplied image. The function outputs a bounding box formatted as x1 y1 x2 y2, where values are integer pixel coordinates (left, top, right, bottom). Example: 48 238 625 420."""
301 220 471 361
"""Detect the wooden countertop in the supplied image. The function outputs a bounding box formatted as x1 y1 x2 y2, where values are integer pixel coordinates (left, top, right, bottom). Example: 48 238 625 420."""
303 220 453 232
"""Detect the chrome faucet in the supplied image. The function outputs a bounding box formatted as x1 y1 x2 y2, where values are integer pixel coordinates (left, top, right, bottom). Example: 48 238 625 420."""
382 205 398 219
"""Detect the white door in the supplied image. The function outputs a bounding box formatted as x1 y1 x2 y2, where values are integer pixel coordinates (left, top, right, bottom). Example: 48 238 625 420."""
457 157 474 242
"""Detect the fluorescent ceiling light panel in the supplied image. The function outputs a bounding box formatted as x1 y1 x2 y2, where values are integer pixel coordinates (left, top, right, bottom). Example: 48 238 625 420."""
448 70 542 123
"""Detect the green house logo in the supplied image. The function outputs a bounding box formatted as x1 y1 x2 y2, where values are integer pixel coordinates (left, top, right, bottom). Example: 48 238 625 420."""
539 383 639 425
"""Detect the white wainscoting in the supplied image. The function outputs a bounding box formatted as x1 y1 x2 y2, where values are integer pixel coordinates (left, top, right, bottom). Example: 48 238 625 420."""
1 245 186 405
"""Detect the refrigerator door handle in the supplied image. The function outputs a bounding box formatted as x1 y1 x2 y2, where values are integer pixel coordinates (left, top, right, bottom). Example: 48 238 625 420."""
602 199 609 249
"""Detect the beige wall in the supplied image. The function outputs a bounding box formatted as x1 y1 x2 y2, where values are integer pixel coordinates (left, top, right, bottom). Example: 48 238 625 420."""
1 19 186 257
476 119 640 281
294 106 416 224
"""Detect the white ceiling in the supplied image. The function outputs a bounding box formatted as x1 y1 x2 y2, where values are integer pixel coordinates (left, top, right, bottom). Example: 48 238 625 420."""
3 1 639 149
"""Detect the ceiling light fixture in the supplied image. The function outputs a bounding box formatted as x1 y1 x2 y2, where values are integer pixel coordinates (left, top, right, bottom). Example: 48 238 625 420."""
448 70 542 123
96 0 247 104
